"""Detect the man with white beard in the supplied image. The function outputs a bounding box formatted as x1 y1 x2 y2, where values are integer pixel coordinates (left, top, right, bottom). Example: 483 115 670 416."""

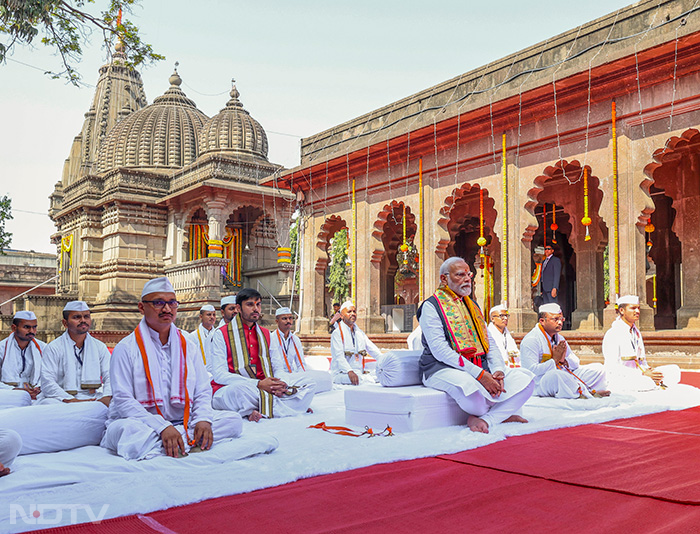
418 257 534 434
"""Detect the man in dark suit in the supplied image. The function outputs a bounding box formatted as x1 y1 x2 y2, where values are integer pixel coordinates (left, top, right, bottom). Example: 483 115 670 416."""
541 245 561 304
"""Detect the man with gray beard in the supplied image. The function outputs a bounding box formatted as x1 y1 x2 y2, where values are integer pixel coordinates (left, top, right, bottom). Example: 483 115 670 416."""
418 257 534 433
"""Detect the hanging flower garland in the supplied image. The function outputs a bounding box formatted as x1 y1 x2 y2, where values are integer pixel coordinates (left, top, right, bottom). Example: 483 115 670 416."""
550 203 558 244
477 187 487 251
612 100 621 303
581 167 592 241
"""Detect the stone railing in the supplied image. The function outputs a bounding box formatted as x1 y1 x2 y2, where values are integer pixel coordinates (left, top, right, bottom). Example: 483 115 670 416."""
165 257 230 304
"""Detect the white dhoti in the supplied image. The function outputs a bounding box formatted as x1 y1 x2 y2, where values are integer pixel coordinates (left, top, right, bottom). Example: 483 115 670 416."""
536 363 607 398
304 370 333 393
2 402 109 454
0 429 22 468
101 410 243 461
213 375 316 418
424 367 534 428
332 372 376 386
0 389 31 409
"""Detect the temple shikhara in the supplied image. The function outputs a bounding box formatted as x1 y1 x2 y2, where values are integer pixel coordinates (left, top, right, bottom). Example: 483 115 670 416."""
272 0 700 346
3 0 699 356
42 41 294 336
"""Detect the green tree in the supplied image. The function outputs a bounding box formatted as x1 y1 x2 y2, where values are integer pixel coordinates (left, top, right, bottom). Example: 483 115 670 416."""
0 195 13 253
327 228 349 303
0 0 163 85
289 215 300 292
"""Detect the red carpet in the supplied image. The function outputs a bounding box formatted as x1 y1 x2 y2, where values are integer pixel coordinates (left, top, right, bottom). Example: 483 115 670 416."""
37 457 700 534
35 373 700 533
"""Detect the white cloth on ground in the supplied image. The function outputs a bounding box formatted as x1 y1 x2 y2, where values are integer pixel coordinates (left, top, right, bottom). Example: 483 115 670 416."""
40 331 111 401
0 429 22 468
270 329 332 393
330 321 382 384
2 402 108 454
418 298 534 424
103 319 241 459
520 325 607 398
0 334 45 390
602 317 680 392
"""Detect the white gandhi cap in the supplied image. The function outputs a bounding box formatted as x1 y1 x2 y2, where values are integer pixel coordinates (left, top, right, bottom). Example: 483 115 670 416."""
489 304 508 316
200 304 215 312
276 307 293 317
617 295 639 306
14 310 36 321
539 303 562 315
63 301 89 312
340 301 355 312
141 277 175 298
221 295 237 306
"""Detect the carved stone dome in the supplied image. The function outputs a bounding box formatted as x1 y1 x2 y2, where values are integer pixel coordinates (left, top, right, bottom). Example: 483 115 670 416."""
97 69 209 172
198 83 269 160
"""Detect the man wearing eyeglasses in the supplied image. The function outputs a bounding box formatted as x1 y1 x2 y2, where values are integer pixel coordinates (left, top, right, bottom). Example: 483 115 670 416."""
101 277 242 460
418 257 534 434
541 245 561 305
520 303 609 398
487 305 520 368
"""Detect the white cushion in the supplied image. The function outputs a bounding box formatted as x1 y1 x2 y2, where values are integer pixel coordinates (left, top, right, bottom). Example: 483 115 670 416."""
344 384 468 433
305 356 331 372
376 349 423 387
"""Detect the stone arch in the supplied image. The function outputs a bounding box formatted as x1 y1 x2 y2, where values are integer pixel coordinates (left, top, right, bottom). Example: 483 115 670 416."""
526 160 608 329
642 128 700 329
315 215 349 317
371 200 418 307
437 182 501 310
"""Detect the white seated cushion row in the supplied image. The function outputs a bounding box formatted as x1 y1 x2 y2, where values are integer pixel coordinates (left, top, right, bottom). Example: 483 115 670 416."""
344 383 468 433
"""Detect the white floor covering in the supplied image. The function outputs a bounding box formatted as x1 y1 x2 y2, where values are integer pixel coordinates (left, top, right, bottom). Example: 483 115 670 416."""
2 382 700 533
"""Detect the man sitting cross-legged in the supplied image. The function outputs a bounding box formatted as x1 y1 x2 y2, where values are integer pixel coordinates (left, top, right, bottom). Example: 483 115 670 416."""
40 301 112 405
0 311 45 408
419 257 534 433
330 301 383 385
209 289 315 422
101 277 242 460
602 295 680 392
520 303 610 399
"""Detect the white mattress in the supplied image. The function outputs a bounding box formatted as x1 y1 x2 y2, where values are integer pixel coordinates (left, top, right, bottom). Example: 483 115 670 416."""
345 384 468 433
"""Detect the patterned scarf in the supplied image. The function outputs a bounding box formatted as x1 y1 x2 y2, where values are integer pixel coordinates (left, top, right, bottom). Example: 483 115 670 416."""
433 284 489 366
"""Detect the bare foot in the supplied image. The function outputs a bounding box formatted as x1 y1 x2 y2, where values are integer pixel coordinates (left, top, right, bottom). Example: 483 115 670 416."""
467 415 489 434
306 408 314 414
248 410 262 422
0 463 10 477
593 390 611 398
502 415 528 424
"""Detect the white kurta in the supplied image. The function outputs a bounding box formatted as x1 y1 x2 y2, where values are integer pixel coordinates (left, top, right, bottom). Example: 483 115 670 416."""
487 323 520 367
0 334 46 408
190 323 215 365
407 325 423 351
101 322 242 460
602 318 680 392
520 325 607 398
40 331 112 402
209 325 316 417
270 329 332 393
330 321 383 384
418 299 534 428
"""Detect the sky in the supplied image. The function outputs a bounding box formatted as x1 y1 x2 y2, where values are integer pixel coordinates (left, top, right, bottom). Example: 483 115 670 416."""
0 0 637 254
